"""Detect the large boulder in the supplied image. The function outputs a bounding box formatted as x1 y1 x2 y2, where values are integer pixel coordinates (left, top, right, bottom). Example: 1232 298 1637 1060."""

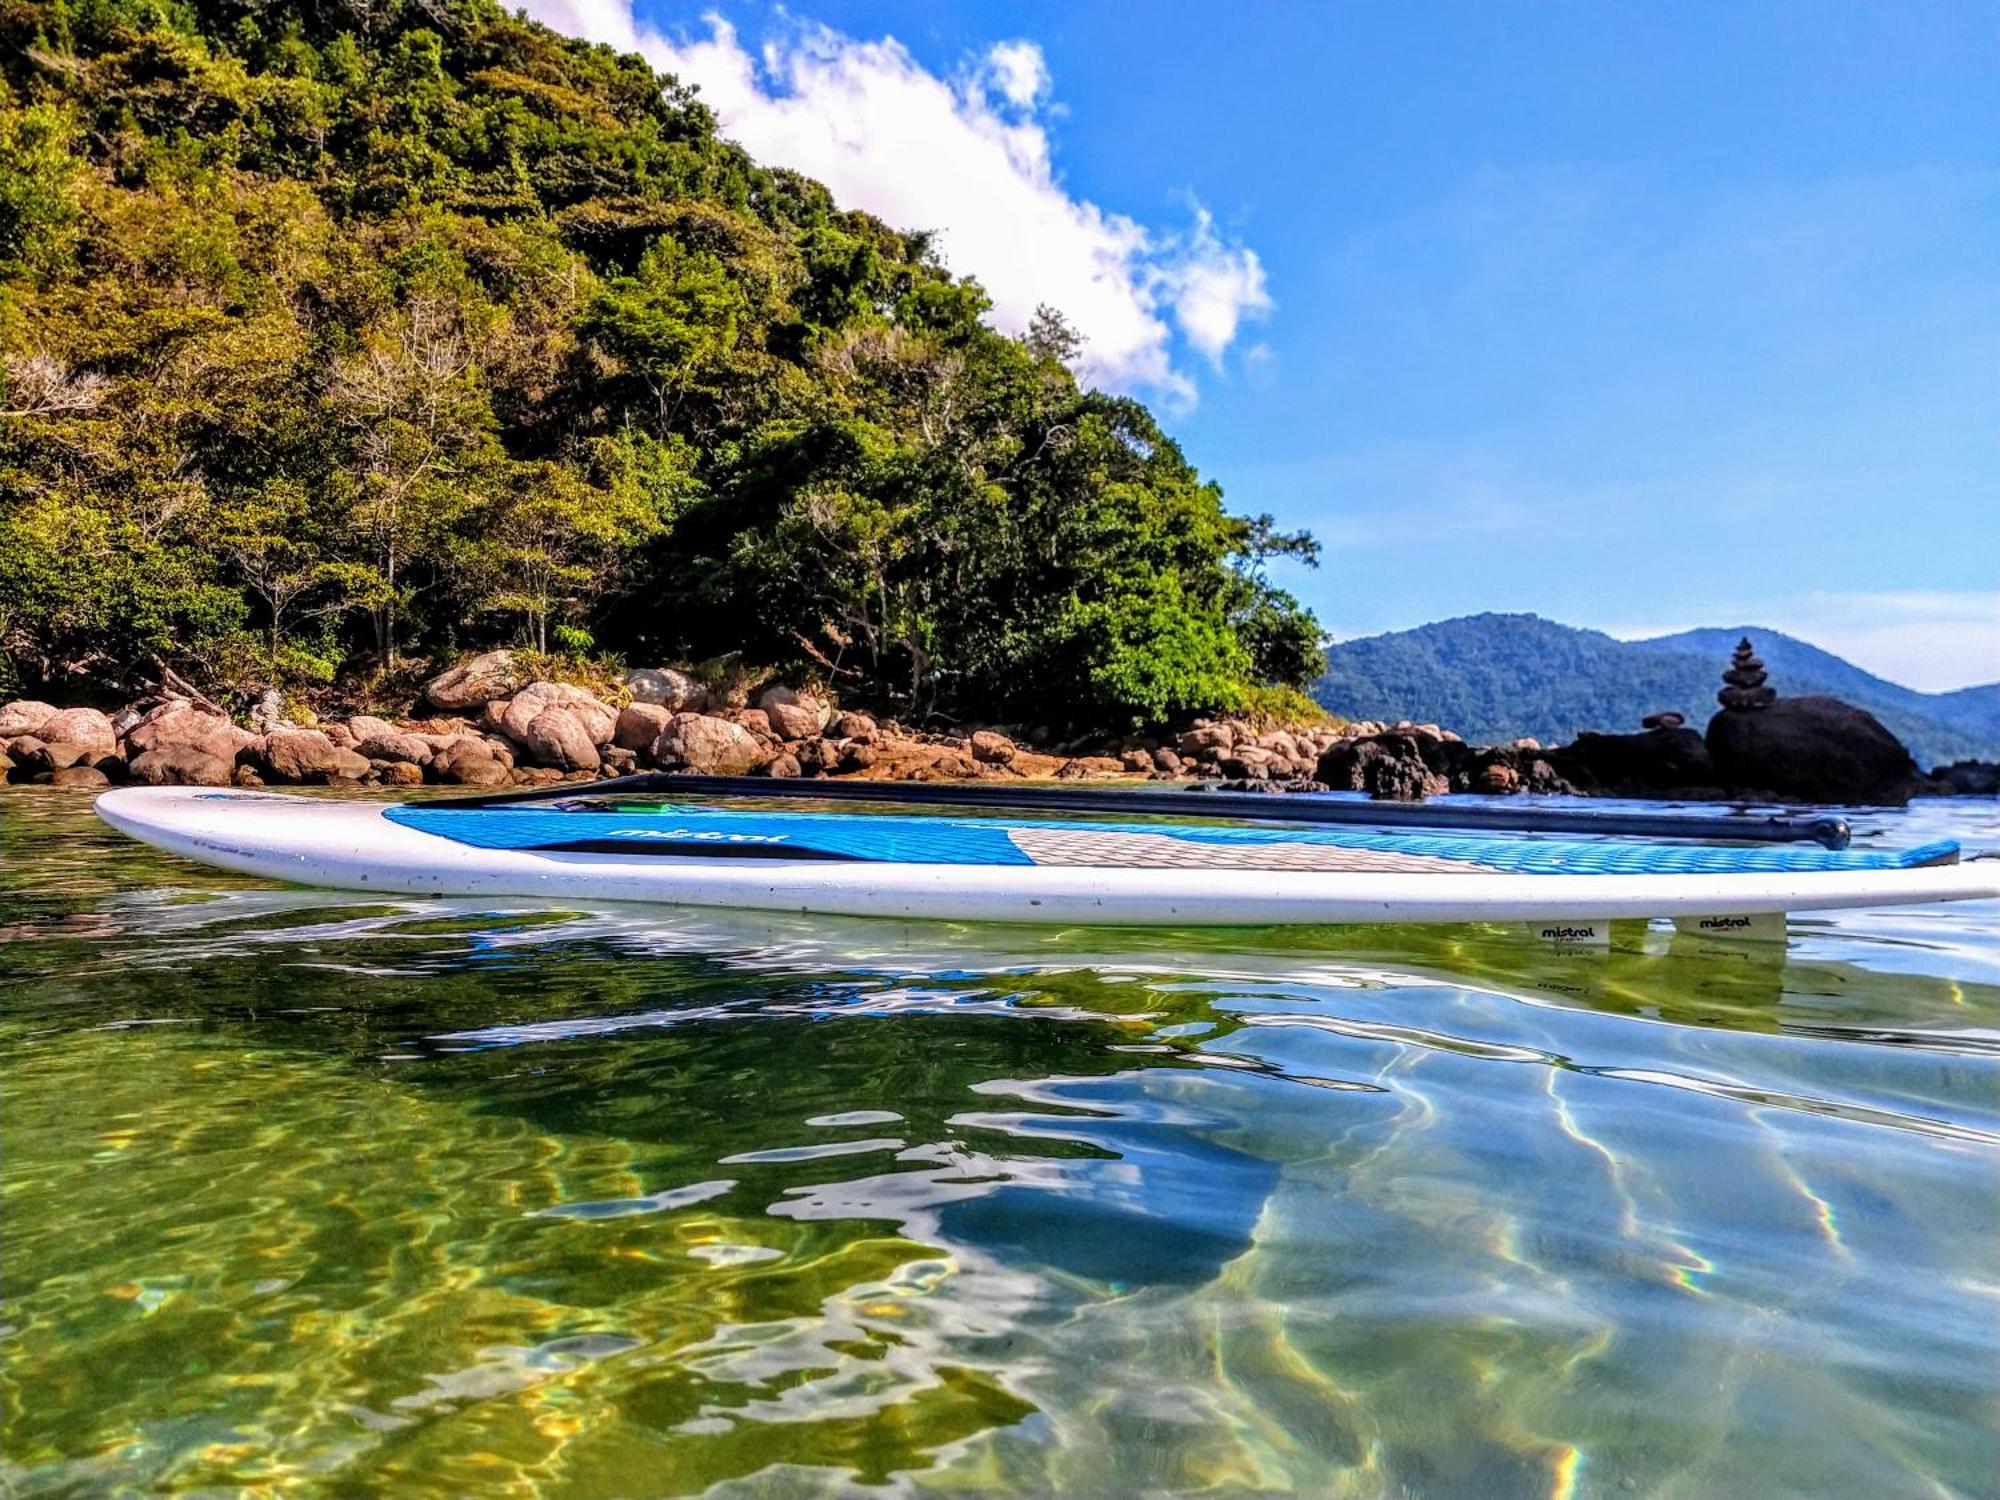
264 728 372 784
614 702 673 753
424 650 530 711
433 738 511 787
757 685 833 741
0 701 58 739
1549 727 1714 795
346 714 434 765
499 683 616 748
1705 696 1917 804
650 713 760 775
125 702 253 762
828 711 876 741
1315 733 1452 801
968 729 1016 765
129 744 234 786
520 708 600 772
1178 723 1234 756
624 667 707 712
10 709 116 771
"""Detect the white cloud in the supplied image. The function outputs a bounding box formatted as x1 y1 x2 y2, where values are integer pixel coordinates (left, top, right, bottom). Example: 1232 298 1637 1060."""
1607 590 2000 693
983 40 1050 110
521 4 1268 398
1158 206 1272 364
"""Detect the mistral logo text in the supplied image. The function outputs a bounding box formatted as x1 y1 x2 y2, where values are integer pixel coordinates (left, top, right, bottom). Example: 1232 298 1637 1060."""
610 828 789 844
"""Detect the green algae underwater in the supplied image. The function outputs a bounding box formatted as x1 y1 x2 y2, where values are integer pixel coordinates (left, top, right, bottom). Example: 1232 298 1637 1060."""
2 789 1995 1498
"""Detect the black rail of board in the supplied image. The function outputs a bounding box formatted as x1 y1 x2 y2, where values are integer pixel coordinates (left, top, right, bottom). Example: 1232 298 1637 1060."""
436 771 1854 848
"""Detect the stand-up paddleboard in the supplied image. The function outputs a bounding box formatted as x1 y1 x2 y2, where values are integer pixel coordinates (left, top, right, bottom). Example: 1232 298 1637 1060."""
94 787 1999 929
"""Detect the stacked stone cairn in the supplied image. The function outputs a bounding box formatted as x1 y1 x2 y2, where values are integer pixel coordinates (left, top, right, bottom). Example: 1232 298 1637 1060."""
1716 638 1777 712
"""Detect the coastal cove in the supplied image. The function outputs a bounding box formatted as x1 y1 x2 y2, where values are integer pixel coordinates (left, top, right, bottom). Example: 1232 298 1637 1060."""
3 787 1995 1494
4 2 1996 1494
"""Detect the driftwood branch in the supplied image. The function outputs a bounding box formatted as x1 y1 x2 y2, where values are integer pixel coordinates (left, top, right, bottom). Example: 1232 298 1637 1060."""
151 655 227 717
791 630 862 679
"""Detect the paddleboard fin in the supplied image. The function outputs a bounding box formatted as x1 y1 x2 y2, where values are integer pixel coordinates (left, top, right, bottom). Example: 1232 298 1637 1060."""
1673 912 1789 944
1524 918 1612 949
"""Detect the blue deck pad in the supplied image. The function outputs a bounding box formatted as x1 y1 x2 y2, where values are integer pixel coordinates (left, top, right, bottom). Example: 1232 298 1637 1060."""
385 804 1960 876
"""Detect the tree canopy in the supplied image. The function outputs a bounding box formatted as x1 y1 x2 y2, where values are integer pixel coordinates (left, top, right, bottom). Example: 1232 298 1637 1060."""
0 0 1321 724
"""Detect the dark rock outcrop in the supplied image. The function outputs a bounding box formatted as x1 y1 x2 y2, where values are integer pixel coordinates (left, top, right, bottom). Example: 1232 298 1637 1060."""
1706 696 1917 804
1549 727 1714 795
1703 637 1918 803
1919 760 1999 796
1315 733 1451 801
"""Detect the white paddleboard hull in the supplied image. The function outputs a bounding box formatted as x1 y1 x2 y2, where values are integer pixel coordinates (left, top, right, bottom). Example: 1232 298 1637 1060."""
94 788 2000 928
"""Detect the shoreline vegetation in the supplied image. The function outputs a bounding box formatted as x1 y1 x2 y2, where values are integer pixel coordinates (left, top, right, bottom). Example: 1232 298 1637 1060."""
1 0 1320 734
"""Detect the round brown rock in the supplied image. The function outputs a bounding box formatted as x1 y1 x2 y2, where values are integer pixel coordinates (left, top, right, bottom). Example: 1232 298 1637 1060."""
425 650 529 711
521 707 601 772
126 703 250 763
500 683 617 748
129 745 234 786
48 765 111 789
614 702 672 753
32 708 116 759
757 686 833 741
264 728 372 784
624 667 706 711
650 713 760 775
0 701 57 739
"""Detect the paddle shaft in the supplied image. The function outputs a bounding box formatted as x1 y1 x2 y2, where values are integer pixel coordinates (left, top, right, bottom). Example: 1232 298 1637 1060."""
438 771 1853 848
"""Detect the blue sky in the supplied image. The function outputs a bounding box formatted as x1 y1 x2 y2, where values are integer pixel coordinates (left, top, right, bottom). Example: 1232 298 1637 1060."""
534 1 1998 690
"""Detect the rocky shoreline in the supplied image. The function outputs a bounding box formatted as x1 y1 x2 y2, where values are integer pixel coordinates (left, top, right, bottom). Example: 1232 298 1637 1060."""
0 650 1357 795
2 644 1992 803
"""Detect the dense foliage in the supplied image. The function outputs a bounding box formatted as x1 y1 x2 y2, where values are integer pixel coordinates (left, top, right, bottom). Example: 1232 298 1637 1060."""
0 0 1321 724
1313 613 1997 768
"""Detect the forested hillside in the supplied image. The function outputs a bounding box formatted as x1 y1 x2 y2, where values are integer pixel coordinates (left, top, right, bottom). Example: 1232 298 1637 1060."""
1313 614 1997 768
0 0 1320 725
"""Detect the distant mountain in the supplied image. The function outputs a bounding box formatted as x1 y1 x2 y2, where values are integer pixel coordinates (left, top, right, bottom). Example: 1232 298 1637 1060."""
1311 614 1999 769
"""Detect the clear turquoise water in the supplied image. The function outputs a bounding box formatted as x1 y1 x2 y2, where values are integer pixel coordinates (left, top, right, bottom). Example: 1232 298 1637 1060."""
2 790 1995 1497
